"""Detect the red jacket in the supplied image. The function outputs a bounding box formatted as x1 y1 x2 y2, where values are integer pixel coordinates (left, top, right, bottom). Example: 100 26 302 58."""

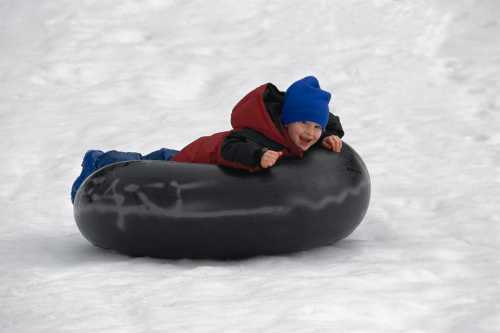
171 83 306 172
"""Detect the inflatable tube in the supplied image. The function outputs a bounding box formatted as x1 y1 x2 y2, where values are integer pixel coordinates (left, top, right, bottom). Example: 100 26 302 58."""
73 143 370 259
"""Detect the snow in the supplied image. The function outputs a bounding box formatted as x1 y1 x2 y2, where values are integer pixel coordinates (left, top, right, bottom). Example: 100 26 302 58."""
1 0 499 331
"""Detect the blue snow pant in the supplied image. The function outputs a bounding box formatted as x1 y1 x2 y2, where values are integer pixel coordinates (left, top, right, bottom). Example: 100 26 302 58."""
94 148 179 170
71 148 179 204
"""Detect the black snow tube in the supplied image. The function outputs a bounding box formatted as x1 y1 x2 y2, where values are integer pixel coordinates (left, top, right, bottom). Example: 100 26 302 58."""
73 143 370 259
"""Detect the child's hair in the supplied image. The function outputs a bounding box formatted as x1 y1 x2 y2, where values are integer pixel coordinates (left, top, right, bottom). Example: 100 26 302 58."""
281 76 331 129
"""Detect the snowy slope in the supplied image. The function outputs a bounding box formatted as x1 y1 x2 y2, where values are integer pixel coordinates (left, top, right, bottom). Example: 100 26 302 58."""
1 0 499 331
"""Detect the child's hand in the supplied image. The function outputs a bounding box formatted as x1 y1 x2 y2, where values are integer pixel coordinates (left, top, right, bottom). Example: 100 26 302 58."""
322 135 342 153
260 149 283 169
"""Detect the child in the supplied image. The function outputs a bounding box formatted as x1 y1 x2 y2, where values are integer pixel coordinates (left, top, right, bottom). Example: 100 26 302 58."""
70 75 344 203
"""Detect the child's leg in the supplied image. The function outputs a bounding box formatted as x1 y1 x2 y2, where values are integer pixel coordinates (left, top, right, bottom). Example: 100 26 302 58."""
142 148 179 161
94 150 143 169
71 148 179 204
71 150 143 204
71 150 105 203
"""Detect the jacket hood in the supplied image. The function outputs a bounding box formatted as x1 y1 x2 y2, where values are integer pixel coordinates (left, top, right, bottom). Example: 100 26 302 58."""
230 84 284 144
230 83 303 157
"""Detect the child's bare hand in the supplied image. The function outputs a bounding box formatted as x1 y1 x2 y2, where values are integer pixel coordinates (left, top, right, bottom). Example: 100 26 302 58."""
260 149 283 169
322 135 342 153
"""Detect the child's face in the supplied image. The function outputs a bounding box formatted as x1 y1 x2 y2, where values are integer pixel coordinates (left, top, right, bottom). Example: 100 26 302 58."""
285 121 322 151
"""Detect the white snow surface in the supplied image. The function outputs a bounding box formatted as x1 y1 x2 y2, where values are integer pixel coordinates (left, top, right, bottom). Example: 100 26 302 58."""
1 0 499 332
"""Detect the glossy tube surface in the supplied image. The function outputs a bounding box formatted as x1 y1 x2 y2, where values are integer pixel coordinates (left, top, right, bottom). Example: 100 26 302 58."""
73 143 370 259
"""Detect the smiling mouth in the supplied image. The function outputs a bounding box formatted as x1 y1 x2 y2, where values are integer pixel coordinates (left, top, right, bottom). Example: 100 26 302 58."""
299 137 312 145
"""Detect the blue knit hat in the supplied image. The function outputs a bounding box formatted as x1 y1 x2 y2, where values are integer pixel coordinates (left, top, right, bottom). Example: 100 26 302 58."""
281 76 331 129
